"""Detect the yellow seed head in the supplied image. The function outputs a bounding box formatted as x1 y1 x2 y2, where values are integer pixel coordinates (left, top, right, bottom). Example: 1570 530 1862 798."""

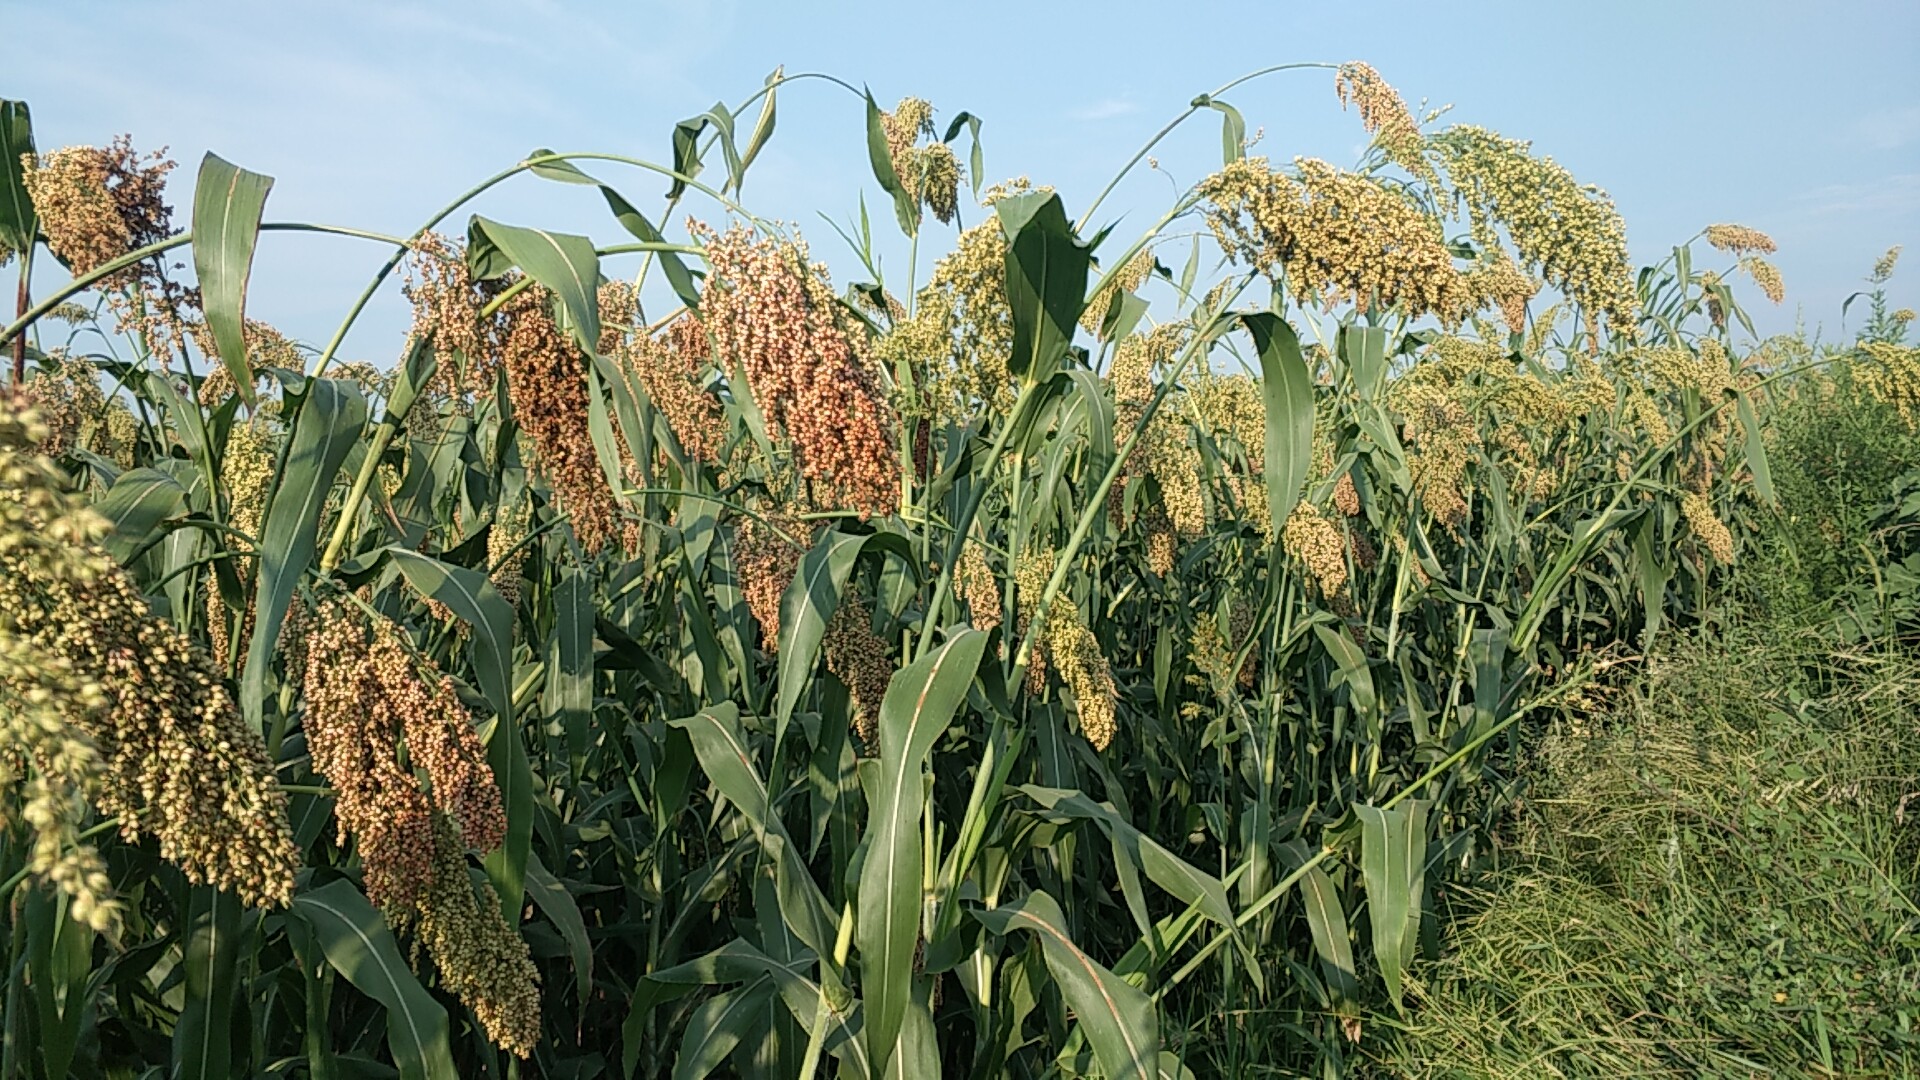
1872 246 1902 282
1334 61 1432 180
1680 491 1735 564
1703 224 1777 256
0 415 300 911
1202 156 1472 325
1283 502 1349 600
920 219 1017 416
1014 546 1056 695
1041 597 1118 751
487 495 533 608
1434 126 1638 340
954 536 1003 636
1740 256 1785 304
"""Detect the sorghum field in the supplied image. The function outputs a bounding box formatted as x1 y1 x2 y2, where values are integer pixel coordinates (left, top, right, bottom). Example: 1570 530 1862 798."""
0 59 1915 1079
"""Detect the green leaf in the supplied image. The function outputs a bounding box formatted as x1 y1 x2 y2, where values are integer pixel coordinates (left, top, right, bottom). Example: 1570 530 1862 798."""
1312 623 1379 727
141 369 217 503
1242 313 1315 538
526 855 593 1014
1466 627 1509 743
666 105 742 201
388 549 514 733
24 887 93 1080
672 704 836 955
865 88 919 238
1633 511 1670 639
740 68 781 184
643 936 868 1071
191 153 272 409
291 880 458 1080
858 628 988 1075
467 216 601 355
671 978 777 1080
942 110 985 196
242 377 367 732
384 333 438 426
612 189 704 311
1340 324 1390 402
524 151 702 313
1737 390 1776 507
887 981 939 1080
1298 864 1360 1005
1016 785 1239 935
1064 369 1115 503
1355 800 1428 1009
775 530 869 742
95 466 189 562
1205 99 1246 165
974 890 1160 1080
388 548 530 919
548 565 595 767
0 101 36 256
1099 287 1149 344
997 192 1091 384
173 887 241 1080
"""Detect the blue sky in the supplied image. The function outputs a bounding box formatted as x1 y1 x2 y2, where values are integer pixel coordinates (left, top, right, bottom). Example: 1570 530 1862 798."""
5 0 1916 362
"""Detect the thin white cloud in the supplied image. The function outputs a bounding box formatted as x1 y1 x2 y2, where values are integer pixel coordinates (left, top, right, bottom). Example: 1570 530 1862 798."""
1851 104 1920 150
1071 98 1138 122
1796 173 1920 216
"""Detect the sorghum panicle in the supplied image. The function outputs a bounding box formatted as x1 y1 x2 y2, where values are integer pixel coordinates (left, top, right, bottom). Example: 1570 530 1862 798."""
1202 156 1471 325
0 400 120 930
500 287 625 552
487 494 533 608
399 814 541 1057
1703 224 1777 256
734 513 814 650
401 232 508 400
823 597 893 751
1681 491 1736 564
1013 546 1055 695
1741 256 1786 304
1283 502 1350 601
953 536 1003 636
1433 126 1638 341
1043 600 1118 752
614 313 726 464
2 400 299 910
300 600 505 910
23 137 175 286
693 222 900 518
1334 61 1432 180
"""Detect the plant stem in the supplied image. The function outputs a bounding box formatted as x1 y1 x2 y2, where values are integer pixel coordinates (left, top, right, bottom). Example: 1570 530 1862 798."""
12 244 31 385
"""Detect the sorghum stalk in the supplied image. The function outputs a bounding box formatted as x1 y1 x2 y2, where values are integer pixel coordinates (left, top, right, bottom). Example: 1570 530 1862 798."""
11 244 30 385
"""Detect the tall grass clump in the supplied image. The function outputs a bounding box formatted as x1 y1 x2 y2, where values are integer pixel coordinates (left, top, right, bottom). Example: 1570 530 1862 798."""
1365 621 1920 1078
